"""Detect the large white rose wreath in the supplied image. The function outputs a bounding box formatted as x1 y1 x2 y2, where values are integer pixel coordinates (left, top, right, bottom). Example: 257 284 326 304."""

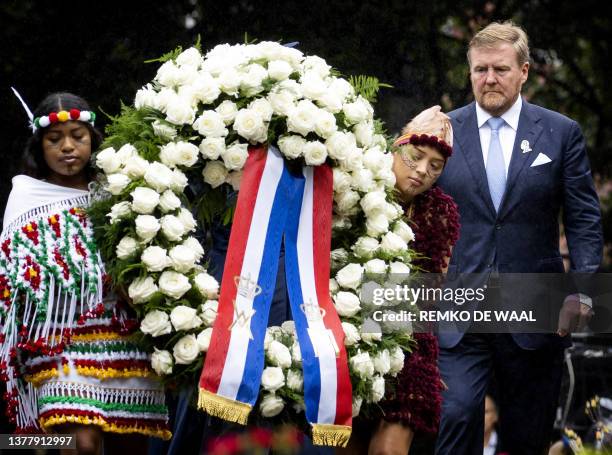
89 41 415 438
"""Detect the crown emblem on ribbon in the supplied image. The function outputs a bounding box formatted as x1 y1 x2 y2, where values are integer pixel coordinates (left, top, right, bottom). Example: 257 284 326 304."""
300 300 326 322
234 274 262 301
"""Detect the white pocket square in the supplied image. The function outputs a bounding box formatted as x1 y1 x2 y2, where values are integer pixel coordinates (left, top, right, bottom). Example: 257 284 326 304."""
530 153 552 167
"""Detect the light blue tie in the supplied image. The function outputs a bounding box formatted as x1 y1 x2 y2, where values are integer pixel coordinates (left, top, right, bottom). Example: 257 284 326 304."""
485 117 506 212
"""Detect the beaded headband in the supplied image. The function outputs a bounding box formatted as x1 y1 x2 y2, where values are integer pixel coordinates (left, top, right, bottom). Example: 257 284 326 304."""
393 133 453 158
11 87 96 132
33 109 96 130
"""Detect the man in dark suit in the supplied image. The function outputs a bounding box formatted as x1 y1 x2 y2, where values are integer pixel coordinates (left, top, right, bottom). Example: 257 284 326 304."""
435 21 603 454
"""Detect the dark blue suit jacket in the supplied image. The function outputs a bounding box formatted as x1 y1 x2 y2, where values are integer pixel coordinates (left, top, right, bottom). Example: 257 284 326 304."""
437 100 603 349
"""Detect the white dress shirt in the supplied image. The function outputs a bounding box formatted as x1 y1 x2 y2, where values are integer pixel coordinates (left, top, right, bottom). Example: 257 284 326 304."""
476 96 523 177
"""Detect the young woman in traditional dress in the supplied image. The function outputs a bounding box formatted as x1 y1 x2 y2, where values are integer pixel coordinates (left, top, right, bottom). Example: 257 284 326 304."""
0 93 170 454
341 106 460 455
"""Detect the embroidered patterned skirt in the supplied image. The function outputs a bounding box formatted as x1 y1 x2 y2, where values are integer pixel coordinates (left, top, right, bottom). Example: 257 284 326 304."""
21 301 171 439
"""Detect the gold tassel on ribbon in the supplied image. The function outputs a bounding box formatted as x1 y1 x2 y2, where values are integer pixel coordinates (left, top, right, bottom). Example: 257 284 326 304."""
311 423 352 447
198 388 252 425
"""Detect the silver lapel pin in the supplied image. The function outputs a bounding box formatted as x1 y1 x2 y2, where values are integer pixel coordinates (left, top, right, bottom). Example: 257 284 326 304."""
520 140 532 154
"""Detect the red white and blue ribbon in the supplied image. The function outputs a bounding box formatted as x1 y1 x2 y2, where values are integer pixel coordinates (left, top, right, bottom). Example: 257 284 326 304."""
198 145 352 446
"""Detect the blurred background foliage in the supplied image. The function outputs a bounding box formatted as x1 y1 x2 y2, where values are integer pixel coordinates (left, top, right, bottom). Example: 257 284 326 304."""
1 0 610 266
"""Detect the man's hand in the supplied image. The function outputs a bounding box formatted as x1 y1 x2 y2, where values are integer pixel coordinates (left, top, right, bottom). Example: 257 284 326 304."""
557 294 593 336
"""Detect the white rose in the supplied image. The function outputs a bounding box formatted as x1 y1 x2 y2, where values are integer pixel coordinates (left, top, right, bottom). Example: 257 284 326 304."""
170 169 189 192
366 213 390 237
281 320 296 336
176 47 203 68
313 110 338 139
360 320 382 344
96 147 121 174
128 276 159 304
287 100 317 136
193 111 228 137
365 259 387 276
363 146 386 173
173 334 200 365
173 142 200 168
278 134 306 159
140 310 172 337
159 190 182 213
199 137 226 160
332 168 352 193
182 237 204 261
389 347 405 375
317 90 343 113
260 393 284 417
343 96 373 125
354 121 374 147
202 161 229 188
145 162 174 192
266 340 292 369
151 348 173 375
122 155 150 179
350 351 375 379
158 270 191 299
329 278 339 293
200 299 219 326
286 369 303 392
334 190 360 214
196 327 214 352
329 78 355 101
191 73 221 104
373 349 391 375
240 63 268 90
248 98 274 122
303 141 327 166
156 61 182 87
160 214 186 241
135 215 160 242
352 396 363 417
222 142 249 170
261 366 285 392
342 146 364 172
333 291 361 317
156 88 178 112
325 131 356 162
141 246 170 272
268 90 296 116
105 173 131 195
380 232 409 255
330 248 349 269
388 262 411 284
233 109 267 144
159 143 179 168
170 305 203 331
342 322 361 346
393 221 415 243
152 120 177 140
131 187 160 214
291 340 301 364
215 100 238 125
134 84 158 110
360 191 387 217
108 201 131 224
116 235 139 260
177 208 197 233
352 236 379 259
169 244 197 273
226 170 243 191
116 144 138 164
217 68 241 95
300 72 327 100
165 97 195 125
336 263 364 290
265 327 283 349
352 168 376 193
303 55 331 78
195 273 219 299
370 375 385 403
268 60 293 80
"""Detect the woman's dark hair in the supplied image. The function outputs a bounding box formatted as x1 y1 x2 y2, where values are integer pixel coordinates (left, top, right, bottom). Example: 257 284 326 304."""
21 92 103 179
